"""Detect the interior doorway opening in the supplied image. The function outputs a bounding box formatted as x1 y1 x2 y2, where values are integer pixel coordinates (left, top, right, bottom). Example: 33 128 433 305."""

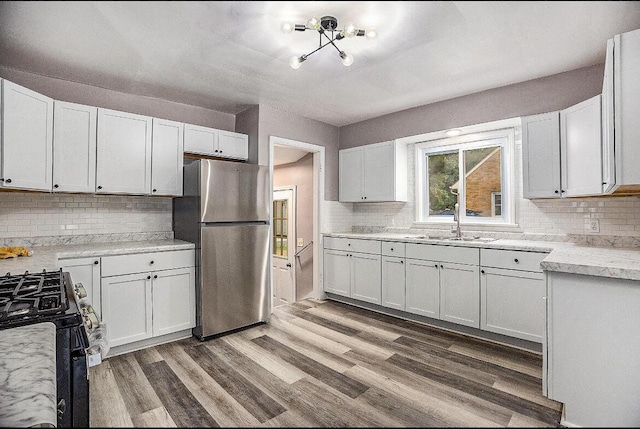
270 137 325 311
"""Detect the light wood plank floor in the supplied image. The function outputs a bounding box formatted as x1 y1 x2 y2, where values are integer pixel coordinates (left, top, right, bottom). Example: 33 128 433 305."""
90 299 563 427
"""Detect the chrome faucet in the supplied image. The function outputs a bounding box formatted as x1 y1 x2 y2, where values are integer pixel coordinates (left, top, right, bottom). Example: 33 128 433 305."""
451 188 462 240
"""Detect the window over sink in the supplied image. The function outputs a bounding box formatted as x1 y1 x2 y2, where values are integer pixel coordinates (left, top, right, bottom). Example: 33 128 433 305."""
415 126 516 226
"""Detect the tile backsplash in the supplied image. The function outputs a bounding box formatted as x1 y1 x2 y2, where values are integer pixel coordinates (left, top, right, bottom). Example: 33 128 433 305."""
0 192 173 245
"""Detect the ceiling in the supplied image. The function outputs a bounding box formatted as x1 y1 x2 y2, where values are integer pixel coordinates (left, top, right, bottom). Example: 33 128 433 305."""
1 1 639 128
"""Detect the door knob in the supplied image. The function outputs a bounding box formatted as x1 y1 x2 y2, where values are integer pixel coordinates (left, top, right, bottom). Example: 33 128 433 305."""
286 263 292 267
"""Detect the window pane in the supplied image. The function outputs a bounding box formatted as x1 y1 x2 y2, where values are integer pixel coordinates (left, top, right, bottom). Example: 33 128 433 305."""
281 238 288 257
427 152 459 216
464 147 501 218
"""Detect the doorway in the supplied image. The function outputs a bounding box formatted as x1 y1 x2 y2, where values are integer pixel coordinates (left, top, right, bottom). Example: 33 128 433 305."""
269 136 325 311
272 186 296 308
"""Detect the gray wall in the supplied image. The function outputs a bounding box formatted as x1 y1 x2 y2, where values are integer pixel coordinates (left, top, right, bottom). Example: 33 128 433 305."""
250 104 340 201
339 64 605 149
274 153 314 300
0 66 235 130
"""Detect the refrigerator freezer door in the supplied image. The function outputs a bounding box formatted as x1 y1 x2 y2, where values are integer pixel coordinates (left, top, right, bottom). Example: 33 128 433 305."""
200 159 269 223
197 223 270 338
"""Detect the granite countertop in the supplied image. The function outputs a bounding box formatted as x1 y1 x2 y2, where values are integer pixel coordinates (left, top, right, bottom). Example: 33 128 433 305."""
323 232 640 281
0 239 195 275
0 322 57 428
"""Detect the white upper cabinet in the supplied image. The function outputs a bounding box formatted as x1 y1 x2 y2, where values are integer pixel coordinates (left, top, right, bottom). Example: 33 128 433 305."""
184 124 248 161
218 130 249 160
1 79 53 191
96 108 152 195
602 29 640 194
339 140 407 202
522 112 561 198
151 118 183 196
522 95 603 199
560 95 602 197
53 101 97 193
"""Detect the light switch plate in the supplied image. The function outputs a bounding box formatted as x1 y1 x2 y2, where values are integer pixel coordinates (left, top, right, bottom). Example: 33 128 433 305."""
589 219 600 233
297 238 304 247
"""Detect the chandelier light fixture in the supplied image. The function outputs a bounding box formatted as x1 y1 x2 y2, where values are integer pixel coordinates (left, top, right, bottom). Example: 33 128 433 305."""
281 15 378 69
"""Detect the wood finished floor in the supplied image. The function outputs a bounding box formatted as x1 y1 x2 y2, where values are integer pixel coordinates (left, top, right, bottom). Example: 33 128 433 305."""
90 299 563 427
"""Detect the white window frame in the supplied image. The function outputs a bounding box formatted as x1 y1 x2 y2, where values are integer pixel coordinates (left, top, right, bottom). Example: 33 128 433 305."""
412 122 517 228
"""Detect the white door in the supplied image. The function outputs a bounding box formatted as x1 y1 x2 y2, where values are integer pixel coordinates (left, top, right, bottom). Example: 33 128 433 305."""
151 118 184 196
339 147 364 202
218 130 249 160
273 188 296 307
152 267 195 336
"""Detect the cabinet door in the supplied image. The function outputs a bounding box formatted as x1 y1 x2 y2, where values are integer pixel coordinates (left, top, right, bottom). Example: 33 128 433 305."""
481 267 544 342
1 79 53 191
363 142 396 201
59 257 101 318
382 256 405 310
339 148 363 202
151 118 183 196
560 95 603 197
101 273 153 347
351 252 382 305
601 38 616 194
184 123 217 155
152 267 195 336
53 101 97 193
405 259 440 318
96 108 152 194
218 130 248 160
323 249 351 297
521 112 561 198
440 262 479 328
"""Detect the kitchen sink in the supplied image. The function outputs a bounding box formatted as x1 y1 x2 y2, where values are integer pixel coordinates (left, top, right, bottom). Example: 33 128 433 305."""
446 236 497 243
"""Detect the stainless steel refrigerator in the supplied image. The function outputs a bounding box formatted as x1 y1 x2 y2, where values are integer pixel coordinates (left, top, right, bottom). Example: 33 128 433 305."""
173 159 270 340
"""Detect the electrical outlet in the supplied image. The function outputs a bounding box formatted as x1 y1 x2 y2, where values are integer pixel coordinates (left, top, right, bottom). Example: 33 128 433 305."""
589 219 600 233
297 238 304 247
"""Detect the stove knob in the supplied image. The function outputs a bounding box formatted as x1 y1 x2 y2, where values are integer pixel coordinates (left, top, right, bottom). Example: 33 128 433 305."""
83 312 98 330
74 283 87 299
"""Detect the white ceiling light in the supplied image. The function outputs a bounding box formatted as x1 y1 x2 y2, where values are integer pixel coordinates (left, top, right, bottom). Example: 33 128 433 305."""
445 129 463 137
282 15 377 69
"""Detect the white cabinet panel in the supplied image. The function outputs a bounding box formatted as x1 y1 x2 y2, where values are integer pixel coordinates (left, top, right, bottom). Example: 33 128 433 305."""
521 112 561 198
382 256 405 310
151 118 183 196
1 79 53 191
324 237 381 254
405 258 440 318
102 273 153 347
560 95 602 197
439 262 480 328
481 267 544 342
53 101 97 193
96 108 152 195
601 38 616 194
339 140 407 202
184 123 217 155
59 256 101 318
218 130 248 160
152 267 195 336
351 252 381 305
339 148 363 202
323 249 351 297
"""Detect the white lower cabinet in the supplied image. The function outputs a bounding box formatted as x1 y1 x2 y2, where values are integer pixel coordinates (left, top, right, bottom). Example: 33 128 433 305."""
323 238 382 303
100 250 195 349
59 256 101 318
405 244 480 328
480 248 547 343
382 256 405 310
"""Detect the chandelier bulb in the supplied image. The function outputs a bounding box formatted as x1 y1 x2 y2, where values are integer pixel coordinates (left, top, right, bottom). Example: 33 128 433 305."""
289 55 306 70
306 17 320 30
365 29 378 40
280 21 295 34
342 22 357 38
340 52 354 67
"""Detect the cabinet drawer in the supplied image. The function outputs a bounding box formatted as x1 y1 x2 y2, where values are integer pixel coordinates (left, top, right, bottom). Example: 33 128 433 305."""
480 248 547 272
102 249 195 277
382 241 405 257
406 243 478 265
324 237 381 255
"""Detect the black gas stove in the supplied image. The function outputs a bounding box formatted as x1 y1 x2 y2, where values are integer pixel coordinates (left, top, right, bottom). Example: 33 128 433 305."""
0 269 89 428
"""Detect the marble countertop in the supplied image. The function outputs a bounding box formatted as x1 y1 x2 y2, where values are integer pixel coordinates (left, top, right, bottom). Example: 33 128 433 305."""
323 232 640 281
0 322 57 428
0 239 195 275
